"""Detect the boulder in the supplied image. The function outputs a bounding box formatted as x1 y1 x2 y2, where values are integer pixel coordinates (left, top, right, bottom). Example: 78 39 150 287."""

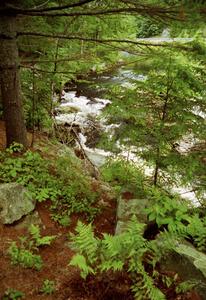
14 211 42 230
0 183 36 224
115 197 148 234
57 106 80 114
160 244 206 299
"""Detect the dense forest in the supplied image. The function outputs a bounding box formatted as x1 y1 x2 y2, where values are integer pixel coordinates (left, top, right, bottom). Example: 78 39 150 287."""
0 1 206 299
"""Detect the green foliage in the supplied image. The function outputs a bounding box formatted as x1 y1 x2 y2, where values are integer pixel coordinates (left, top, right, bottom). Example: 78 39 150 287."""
136 17 164 38
69 203 206 298
52 213 71 227
28 224 56 247
8 241 43 271
69 221 100 278
145 187 206 252
104 47 206 191
40 279 56 295
0 147 99 223
7 225 56 270
69 209 206 298
175 280 197 294
145 188 191 231
5 142 24 154
18 6 138 133
161 274 177 288
69 217 176 300
101 159 146 197
2 289 25 300
187 215 206 251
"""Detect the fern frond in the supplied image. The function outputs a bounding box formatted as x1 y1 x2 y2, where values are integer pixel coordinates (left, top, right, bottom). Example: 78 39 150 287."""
102 233 126 258
131 261 166 300
125 216 147 249
100 259 124 272
69 221 100 264
70 254 95 279
29 224 56 246
69 217 168 298
126 216 145 235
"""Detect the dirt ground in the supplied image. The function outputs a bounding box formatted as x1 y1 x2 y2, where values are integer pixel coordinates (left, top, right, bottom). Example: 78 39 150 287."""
0 196 201 300
0 197 118 300
0 123 202 300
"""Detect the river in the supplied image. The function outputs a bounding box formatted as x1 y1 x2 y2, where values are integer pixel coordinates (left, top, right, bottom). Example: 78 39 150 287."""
55 66 205 207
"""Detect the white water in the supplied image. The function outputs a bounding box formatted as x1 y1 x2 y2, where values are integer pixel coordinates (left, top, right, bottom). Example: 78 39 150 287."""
136 37 193 44
56 91 112 166
56 72 205 206
56 91 111 128
136 28 193 44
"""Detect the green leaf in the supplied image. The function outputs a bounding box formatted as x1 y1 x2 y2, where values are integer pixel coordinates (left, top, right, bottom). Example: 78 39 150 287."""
69 254 95 279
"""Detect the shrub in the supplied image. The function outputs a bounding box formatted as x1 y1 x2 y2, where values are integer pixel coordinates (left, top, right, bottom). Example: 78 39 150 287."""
3 288 24 300
8 225 56 270
101 158 146 197
40 279 56 295
69 217 176 300
0 146 99 223
136 17 164 38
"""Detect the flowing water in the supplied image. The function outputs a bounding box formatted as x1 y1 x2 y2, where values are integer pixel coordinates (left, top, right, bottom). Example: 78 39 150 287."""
55 67 205 206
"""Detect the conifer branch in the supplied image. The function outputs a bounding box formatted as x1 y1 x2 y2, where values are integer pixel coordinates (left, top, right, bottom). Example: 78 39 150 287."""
0 4 179 20
20 64 77 74
0 0 95 14
18 32 169 48
18 32 192 52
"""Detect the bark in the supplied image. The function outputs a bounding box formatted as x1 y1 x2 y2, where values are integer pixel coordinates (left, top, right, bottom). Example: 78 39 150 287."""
153 147 160 186
0 15 28 148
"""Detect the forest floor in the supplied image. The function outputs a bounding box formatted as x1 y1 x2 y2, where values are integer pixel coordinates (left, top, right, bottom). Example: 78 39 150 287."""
0 198 201 300
0 192 131 300
0 122 202 300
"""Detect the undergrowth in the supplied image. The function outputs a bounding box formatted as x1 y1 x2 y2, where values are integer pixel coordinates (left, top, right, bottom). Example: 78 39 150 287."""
100 158 146 197
101 159 206 252
40 279 56 295
0 143 99 223
8 225 55 270
70 158 206 299
145 187 206 252
3 288 25 300
69 217 176 300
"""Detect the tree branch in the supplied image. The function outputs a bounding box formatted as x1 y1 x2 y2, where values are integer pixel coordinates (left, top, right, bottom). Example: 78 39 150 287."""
1 0 95 13
0 5 179 19
20 64 78 74
18 32 170 48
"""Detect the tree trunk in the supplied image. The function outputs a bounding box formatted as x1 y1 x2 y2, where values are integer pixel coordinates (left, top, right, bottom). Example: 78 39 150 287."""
153 146 160 186
153 161 159 186
0 15 28 148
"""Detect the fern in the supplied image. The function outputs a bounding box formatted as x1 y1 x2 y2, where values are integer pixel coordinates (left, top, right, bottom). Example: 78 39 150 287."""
187 215 206 251
145 188 206 252
29 224 56 247
8 242 43 270
70 254 95 279
70 221 100 265
69 217 168 300
131 262 166 300
102 233 126 257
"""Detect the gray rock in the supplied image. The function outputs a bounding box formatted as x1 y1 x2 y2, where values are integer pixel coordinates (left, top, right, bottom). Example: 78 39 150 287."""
115 197 148 234
115 220 128 235
14 211 42 229
160 244 206 299
0 183 36 224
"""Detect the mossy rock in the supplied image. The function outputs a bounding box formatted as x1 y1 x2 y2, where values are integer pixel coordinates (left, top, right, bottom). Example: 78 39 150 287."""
57 106 80 114
160 244 206 299
0 183 36 224
115 197 148 234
